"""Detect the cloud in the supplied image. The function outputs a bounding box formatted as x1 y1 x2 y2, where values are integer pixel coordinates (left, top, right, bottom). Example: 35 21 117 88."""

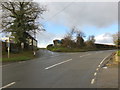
34 0 119 3
41 2 118 28
36 31 64 47
95 33 114 45
37 2 118 47
38 32 115 48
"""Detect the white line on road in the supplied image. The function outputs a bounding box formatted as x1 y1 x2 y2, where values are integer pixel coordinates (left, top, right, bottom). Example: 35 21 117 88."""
98 65 101 68
98 55 110 68
96 68 99 71
1 82 16 89
94 72 97 76
80 54 91 57
45 59 72 70
91 78 95 84
100 55 109 65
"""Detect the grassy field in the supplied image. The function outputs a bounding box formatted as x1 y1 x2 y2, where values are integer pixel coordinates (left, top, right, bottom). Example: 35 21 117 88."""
2 50 36 62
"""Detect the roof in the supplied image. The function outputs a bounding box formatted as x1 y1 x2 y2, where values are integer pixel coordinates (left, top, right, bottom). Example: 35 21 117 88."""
24 32 37 42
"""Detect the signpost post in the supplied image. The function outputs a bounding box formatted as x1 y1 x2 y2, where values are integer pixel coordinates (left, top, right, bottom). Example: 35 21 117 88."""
2 36 14 58
7 37 10 58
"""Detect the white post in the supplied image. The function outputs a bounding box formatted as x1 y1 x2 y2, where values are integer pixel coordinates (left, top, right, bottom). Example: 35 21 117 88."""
7 37 10 58
21 42 24 51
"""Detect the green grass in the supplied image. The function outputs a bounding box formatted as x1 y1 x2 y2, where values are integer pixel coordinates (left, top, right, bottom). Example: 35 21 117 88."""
47 46 115 52
118 50 120 56
47 47 88 52
2 50 35 62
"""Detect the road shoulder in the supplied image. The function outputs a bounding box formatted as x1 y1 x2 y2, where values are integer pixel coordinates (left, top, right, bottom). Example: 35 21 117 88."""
96 53 118 88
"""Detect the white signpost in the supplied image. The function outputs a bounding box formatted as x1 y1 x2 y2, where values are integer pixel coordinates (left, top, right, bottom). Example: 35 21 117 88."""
7 37 10 58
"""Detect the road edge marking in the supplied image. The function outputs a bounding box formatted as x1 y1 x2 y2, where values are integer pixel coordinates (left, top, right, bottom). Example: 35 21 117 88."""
96 68 99 71
94 72 97 76
91 78 95 84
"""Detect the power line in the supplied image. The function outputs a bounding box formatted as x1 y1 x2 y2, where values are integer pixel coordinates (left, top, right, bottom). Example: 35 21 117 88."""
43 1 74 23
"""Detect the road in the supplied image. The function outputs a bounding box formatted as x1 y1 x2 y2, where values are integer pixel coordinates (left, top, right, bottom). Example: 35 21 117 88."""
2 50 116 88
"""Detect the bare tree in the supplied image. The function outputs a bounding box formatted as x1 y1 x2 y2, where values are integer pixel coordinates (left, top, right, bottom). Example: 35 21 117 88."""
76 30 85 48
62 27 76 48
86 35 96 48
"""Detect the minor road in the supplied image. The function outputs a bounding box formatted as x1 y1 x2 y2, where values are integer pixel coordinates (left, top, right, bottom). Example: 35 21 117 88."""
2 50 116 88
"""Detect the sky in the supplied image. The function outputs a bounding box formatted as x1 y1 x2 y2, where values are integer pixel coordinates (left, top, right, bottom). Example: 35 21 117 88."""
35 1 118 48
0 0 118 48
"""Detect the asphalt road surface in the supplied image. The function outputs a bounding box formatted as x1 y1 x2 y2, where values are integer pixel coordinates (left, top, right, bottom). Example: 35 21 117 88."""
2 50 116 88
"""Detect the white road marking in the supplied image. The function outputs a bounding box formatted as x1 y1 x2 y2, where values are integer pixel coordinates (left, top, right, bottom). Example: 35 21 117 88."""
103 66 107 69
96 68 99 71
1 82 16 89
98 55 110 68
80 54 91 57
91 78 95 84
91 54 111 85
45 59 72 70
100 61 103 65
100 55 109 65
98 65 101 67
94 72 97 76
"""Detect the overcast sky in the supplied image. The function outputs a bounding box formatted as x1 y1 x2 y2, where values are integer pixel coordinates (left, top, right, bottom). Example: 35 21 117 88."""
0 0 118 48
35 1 118 48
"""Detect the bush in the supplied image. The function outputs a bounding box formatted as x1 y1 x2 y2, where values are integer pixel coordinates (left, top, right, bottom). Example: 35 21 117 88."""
118 50 120 56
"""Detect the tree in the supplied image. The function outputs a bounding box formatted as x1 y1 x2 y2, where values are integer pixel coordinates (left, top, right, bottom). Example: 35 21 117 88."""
112 32 120 47
86 35 96 48
1 1 46 44
88 35 95 43
76 30 85 48
62 27 76 48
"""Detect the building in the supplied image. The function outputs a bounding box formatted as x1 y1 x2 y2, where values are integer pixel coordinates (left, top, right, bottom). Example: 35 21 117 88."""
2 32 37 53
53 39 62 46
25 32 37 50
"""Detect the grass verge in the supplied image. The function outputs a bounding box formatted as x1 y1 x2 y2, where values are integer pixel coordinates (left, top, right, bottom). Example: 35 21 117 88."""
2 50 35 62
47 46 114 52
117 50 120 56
47 47 88 52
